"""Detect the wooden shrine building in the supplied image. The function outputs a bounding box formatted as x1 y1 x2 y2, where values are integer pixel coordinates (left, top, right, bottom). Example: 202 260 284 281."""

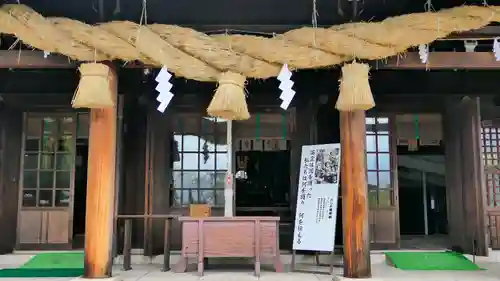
1 0 500 279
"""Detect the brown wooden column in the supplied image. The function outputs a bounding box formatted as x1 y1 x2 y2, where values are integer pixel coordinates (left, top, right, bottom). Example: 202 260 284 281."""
340 110 371 278
84 68 118 278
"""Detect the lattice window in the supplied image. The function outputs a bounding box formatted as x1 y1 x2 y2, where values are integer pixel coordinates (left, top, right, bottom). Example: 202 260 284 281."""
481 127 500 207
366 116 393 208
171 114 228 207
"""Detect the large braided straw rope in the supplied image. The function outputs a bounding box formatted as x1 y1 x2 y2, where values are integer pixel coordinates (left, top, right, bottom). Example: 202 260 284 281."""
0 4 499 119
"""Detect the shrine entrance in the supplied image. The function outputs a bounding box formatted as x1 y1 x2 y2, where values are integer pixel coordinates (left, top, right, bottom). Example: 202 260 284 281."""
396 114 449 249
233 112 294 249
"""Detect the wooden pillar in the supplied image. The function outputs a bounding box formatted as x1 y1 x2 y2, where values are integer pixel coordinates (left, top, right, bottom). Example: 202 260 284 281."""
84 68 118 278
340 111 371 278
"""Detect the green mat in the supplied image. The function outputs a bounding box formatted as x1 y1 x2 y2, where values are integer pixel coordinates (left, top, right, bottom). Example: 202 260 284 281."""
0 252 84 278
385 251 484 271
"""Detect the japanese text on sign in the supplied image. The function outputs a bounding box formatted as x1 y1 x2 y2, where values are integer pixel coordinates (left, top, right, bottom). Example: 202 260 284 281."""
293 143 341 252
298 149 317 205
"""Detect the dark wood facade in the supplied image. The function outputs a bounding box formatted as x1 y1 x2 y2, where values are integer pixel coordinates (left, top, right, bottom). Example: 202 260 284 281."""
0 65 495 258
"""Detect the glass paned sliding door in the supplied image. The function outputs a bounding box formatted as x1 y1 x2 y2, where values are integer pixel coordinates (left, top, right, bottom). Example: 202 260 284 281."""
366 116 399 248
17 113 77 248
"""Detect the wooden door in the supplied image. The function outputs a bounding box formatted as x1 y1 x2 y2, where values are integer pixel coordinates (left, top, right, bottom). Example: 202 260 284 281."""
444 97 487 255
480 120 500 249
17 113 76 249
366 115 399 248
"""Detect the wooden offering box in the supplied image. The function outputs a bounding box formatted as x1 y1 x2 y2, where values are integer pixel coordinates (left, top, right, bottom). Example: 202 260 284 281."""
189 204 211 217
174 216 283 276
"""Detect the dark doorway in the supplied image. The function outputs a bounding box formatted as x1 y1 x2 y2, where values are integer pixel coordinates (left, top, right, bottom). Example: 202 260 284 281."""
72 139 88 249
235 149 291 208
398 145 449 249
234 144 292 248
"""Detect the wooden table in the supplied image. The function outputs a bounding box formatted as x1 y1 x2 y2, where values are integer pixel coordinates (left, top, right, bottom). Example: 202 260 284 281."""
174 216 284 276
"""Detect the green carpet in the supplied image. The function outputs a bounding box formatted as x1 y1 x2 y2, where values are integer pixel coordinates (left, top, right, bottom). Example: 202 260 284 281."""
385 251 484 271
0 252 84 278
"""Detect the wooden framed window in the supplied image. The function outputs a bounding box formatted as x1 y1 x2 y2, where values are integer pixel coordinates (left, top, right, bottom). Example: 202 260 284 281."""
481 126 500 207
366 116 393 208
21 114 81 208
171 114 227 207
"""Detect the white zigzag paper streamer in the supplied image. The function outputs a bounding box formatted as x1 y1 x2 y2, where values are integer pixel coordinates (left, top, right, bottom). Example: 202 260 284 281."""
155 67 174 113
493 38 500 62
277 64 295 110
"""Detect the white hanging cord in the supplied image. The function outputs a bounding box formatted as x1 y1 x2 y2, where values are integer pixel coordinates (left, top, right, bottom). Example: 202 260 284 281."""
424 0 434 12
312 0 318 46
419 0 432 65
139 0 148 26
113 0 121 15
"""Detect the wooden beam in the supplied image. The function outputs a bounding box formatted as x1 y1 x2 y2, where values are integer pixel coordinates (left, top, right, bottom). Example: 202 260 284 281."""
84 66 118 278
375 52 500 70
339 110 371 278
0 50 75 68
1 50 500 70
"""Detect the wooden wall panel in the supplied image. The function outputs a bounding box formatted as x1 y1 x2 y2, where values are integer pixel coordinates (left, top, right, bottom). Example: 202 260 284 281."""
444 97 487 256
18 211 43 244
1 109 22 252
371 209 397 244
120 96 148 249
487 210 500 249
444 102 465 249
46 211 70 244
147 110 172 255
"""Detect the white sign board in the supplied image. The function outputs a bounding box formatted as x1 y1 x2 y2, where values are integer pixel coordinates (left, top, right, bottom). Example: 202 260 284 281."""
292 144 341 252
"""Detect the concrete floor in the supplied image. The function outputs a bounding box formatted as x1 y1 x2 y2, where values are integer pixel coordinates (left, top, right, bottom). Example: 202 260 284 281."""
1 252 500 281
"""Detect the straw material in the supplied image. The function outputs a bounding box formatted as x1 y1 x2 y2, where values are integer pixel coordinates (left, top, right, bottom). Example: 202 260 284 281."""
149 25 280 79
1 3 500 112
1 4 499 78
1 4 106 61
283 27 398 60
335 62 374 112
212 34 345 69
100 22 219 82
207 72 250 120
72 63 116 109
49 18 154 64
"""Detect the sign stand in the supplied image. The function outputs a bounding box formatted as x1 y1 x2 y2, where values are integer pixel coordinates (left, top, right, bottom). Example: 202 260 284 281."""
290 250 337 275
290 144 341 275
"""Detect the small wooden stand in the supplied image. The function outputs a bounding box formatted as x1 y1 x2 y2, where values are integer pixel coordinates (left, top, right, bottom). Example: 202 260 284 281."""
290 250 338 275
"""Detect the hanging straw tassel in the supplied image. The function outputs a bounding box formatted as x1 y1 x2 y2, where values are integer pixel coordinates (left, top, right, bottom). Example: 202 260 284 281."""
72 63 116 109
207 72 250 120
335 62 375 111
